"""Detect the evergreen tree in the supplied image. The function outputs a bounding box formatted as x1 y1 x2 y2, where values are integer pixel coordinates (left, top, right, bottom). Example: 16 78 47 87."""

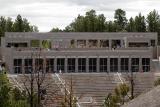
6 17 13 32
0 17 6 37
96 14 106 32
126 17 135 32
13 15 24 32
106 21 117 32
146 9 160 32
114 9 127 31
134 13 146 32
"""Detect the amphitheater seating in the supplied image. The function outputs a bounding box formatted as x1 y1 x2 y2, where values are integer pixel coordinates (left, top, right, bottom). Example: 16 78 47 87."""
122 72 154 96
60 72 155 107
60 73 121 107
8 74 63 107
8 72 155 107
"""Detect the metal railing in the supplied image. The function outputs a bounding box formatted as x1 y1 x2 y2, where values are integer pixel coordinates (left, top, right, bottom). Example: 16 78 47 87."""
114 72 125 84
7 74 23 91
53 73 81 107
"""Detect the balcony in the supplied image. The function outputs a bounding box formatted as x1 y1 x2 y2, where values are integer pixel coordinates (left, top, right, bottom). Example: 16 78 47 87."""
13 47 152 52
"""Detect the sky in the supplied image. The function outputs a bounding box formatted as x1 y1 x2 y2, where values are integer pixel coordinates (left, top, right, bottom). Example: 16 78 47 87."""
0 0 160 32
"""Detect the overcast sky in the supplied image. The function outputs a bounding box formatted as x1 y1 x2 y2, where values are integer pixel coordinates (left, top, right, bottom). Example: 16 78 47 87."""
0 0 160 32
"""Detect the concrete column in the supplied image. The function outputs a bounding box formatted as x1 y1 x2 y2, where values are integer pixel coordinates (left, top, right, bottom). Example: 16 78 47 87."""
86 40 89 48
97 57 100 72
33 58 35 73
97 40 100 48
40 40 42 48
124 37 128 48
121 40 124 48
28 41 31 47
86 58 89 72
74 40 77 48
43 58 46 73
129 58 131 72
107 57 110 72
118 57 121 72
109 40 112 49
65 58 67 73
54 58 57 73
149 58 152 72
139 58 142 72
75 58 78 73
22 59 25 74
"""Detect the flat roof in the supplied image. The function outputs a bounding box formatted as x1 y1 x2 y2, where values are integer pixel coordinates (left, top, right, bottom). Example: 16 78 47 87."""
4 32 157 40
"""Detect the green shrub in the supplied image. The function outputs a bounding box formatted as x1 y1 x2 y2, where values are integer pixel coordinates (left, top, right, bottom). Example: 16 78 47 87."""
154 78 160 86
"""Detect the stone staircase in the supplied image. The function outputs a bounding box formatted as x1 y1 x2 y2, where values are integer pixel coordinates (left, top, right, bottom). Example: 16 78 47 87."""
8 72 155 107
122 72 154 96
8 73 63 107
60 73 118 107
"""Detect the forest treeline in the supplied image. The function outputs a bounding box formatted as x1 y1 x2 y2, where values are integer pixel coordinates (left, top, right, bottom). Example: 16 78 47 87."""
0 14 38 38
0 9 160 43
51 9 160 32
50 9 160 44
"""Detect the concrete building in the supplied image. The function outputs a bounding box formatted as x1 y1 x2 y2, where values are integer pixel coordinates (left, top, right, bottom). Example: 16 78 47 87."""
0 32 158 74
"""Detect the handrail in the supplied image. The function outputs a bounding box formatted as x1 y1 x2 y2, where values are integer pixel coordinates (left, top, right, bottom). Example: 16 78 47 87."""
55 73 70 94
54 73 81 107
8 74 23 91
116 72 124 84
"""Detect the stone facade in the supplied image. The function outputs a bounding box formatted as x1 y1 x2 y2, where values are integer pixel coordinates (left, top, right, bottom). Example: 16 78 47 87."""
0 32 158 73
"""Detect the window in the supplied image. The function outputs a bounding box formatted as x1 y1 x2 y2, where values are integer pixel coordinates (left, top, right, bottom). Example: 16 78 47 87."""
67 58 75 73
88 40 98 48
35 59 44 72
100 58 107 72
151 40 155 47
110 58 118 72
77 40 86 48
78 58 86 72
112 40 121 49
89 58 97 72
100 40 109 48
46 59 54 73
129 42 148 47
14 59 22 73
131 58 139 72
24 59 32 73
142 58 150 72
121 58 129 72
42 40 51 49
7 43 28 48
57 58 65 73
30 40 40 47
70 40 75 48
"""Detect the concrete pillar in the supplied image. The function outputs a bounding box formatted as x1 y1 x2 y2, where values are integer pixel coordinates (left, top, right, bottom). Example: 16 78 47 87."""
97 40 100 48
75 58 78 73
65 58 67 73
121 40 124 48
118 57 121 72
107 57 110 72
33 58 35 73
43 58 46 73
97 57 100 72
54 58 57 73
74 39 77 48
86 40 89 48
129 57 131 72
22 59 25 74
86 58 89 72
139 58 142 72
149 58 152 72
109 40 112 49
